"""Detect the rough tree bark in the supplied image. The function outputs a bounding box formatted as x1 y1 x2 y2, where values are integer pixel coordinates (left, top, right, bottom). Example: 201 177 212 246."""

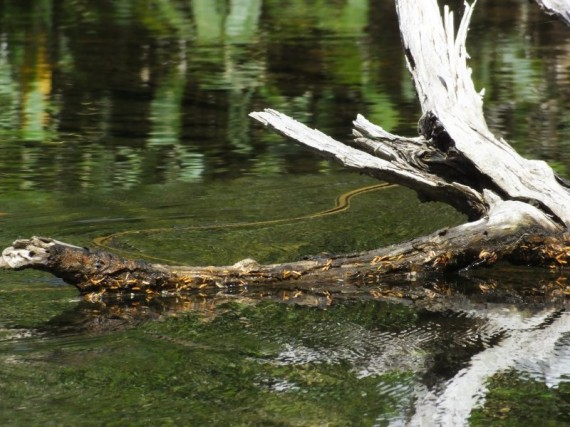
2 0 570 299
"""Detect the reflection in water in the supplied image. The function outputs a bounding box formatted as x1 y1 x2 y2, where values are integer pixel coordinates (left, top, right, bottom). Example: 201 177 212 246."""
411 307 570 426
21 32 54 141
0 0 569 425
0 0 567 192
2 276 568 425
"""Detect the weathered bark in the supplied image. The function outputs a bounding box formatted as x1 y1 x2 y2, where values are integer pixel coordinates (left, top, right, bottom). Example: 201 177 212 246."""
534 0 570 27
1 215 569 297
2 0 570 299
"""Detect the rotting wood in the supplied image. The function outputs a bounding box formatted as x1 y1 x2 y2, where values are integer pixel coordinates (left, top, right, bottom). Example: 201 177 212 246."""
2 211 570 297
2 0 570 299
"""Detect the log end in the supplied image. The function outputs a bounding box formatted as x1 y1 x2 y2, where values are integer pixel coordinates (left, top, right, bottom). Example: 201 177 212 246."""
0 236 57 270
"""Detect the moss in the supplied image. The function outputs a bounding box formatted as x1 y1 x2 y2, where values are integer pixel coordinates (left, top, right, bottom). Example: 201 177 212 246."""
471 370 570 426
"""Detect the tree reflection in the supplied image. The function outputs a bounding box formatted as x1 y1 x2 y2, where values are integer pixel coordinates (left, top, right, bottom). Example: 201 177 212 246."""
0 0 567 193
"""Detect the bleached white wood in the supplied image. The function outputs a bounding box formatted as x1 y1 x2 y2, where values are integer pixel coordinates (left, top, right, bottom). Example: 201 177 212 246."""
535 0 570 26
252 0 570 228
396 0 570 226
250 109 487 217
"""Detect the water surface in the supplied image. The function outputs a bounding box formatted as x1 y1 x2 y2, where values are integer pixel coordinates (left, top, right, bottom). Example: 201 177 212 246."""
0 0 569 425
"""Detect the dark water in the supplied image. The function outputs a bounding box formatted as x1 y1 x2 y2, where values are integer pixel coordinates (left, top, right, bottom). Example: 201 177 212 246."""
0 0 569 425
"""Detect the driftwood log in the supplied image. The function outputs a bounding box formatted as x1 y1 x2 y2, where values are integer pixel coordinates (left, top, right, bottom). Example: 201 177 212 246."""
2 0 570 299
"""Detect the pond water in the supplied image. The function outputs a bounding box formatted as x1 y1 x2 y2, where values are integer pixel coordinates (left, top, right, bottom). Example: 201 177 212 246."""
0 0 570 425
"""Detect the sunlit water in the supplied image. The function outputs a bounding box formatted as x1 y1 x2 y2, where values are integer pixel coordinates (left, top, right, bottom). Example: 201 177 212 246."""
0 0 569 425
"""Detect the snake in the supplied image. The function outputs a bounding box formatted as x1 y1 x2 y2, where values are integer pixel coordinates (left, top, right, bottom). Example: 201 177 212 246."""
92 182 396 264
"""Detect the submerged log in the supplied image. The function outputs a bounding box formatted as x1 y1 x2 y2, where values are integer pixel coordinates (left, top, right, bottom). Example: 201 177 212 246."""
2 0 570 299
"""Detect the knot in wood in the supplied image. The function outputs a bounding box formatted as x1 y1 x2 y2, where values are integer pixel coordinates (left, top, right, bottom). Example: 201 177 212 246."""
418 111 455 153
232 258 261 273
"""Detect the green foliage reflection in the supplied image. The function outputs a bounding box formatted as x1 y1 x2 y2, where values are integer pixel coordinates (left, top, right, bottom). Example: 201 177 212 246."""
0 299 418 426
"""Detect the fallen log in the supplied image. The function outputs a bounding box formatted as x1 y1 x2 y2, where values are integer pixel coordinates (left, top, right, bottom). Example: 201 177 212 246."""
1 217 569 298
2 0 570 299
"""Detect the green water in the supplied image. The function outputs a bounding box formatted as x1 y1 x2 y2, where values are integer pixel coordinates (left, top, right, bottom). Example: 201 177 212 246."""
0 0 570 425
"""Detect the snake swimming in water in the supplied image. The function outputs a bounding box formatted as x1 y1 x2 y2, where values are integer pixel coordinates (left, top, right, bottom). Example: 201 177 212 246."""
93 182 396 264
